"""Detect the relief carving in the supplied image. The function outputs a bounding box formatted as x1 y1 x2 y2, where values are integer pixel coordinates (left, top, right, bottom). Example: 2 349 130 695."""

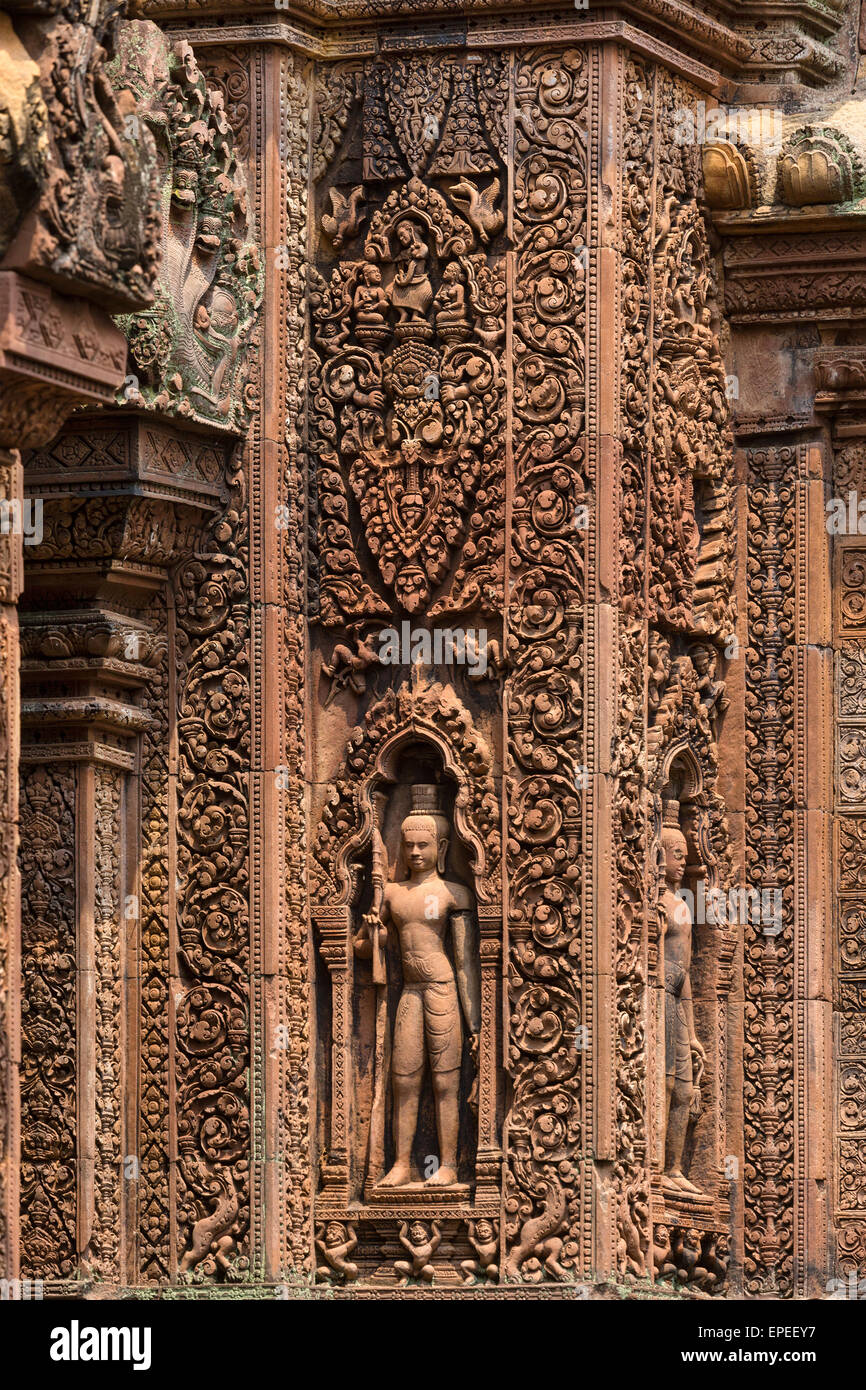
2 9 857 1307
312 673 501 1217
19 763 76 1279
116 29 263 430
659 800 705 1198
777 127 864 208
2 1 159 311
503 45 588 1285
744 444 796 1298
173 437 252 1283
311 173 505 626
0 12 47 258
353 785 480 1192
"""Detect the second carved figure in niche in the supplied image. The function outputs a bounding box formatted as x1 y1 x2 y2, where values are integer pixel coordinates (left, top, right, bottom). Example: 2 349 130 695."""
661 799 705 1196
354 784 481 1188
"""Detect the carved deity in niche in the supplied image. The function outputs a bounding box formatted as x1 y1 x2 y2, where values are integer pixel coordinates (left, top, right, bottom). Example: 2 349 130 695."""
353 262 390 331
353 784 480 1188
433 262 470 339
390 218 434 329
660 798 705 1196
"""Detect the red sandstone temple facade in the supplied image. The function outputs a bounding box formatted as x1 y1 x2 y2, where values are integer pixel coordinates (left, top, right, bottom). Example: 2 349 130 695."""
1 0 865 1300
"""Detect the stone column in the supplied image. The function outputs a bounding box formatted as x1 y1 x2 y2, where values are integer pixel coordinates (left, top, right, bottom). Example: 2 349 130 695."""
720 207 843 1296
0 443 21 1285
19 409 234 1289
0 271 127 1285
187 29 315 1283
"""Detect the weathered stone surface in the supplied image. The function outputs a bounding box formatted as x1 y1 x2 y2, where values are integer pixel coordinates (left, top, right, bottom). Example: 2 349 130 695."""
3 0 866 1304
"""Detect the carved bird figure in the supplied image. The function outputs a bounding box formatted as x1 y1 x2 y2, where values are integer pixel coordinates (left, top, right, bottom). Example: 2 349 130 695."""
448 177 504 244
321 185 366 251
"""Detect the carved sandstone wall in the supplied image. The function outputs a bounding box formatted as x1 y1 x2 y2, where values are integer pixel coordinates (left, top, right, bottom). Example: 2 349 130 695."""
1 0 866 1299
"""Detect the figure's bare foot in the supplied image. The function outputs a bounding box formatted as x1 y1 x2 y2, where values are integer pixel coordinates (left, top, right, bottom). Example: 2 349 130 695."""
426 1164 458 1187
380 1160 412 1188
662 1169 701 1196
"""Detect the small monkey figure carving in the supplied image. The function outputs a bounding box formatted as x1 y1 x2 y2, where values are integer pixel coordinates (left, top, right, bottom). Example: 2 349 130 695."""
460 1218 499 1284
394 1220 440 1285
315 1221 358 1283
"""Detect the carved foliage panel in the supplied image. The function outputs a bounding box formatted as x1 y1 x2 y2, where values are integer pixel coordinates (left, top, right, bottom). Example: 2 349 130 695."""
137 592 171 1283
19 763 76 1279
309 49 507 655
613 56 653 1280
619 58 652 625
834 533 866 1276
280 49 313 1282
173 439 252 1284
650 73 735 641
0 599 14 1276
840 548 866 638
503 45 588 1284
744 444 797 1297
92 765 123 1282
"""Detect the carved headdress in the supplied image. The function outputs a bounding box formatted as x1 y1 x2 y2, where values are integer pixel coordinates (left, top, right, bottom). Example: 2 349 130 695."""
401 784 450 872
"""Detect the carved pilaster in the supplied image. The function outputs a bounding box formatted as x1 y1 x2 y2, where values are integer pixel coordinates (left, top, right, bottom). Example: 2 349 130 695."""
475 908 501 1206
742 437 832 1299
314 907 353 1208
827 428 866 1294
0 446 20 1284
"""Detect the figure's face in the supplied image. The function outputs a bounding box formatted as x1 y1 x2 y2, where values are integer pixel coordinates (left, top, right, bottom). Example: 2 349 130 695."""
663 831 688 886
401 823 439 874
398 222 413 244
326 1223 344 1245
476 1220 493 1240
365 265 381 285
410 1223 427 1243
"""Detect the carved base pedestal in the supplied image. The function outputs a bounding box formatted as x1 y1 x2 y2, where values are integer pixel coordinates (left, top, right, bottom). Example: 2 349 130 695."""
365 1181 471 1206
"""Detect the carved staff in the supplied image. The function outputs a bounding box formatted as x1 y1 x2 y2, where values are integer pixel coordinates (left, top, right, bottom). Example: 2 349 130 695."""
368 789 391 1184
369 789 388 986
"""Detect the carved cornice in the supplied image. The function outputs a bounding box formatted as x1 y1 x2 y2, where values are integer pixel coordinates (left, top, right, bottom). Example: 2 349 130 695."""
170 18 724 94
717 211 866 325
18 739 137 770
815 348 866 414
25 411 231 514
19 604 161 754
144 0 848 85
718 0 845 41
0 270 126 449
20 694 152 734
